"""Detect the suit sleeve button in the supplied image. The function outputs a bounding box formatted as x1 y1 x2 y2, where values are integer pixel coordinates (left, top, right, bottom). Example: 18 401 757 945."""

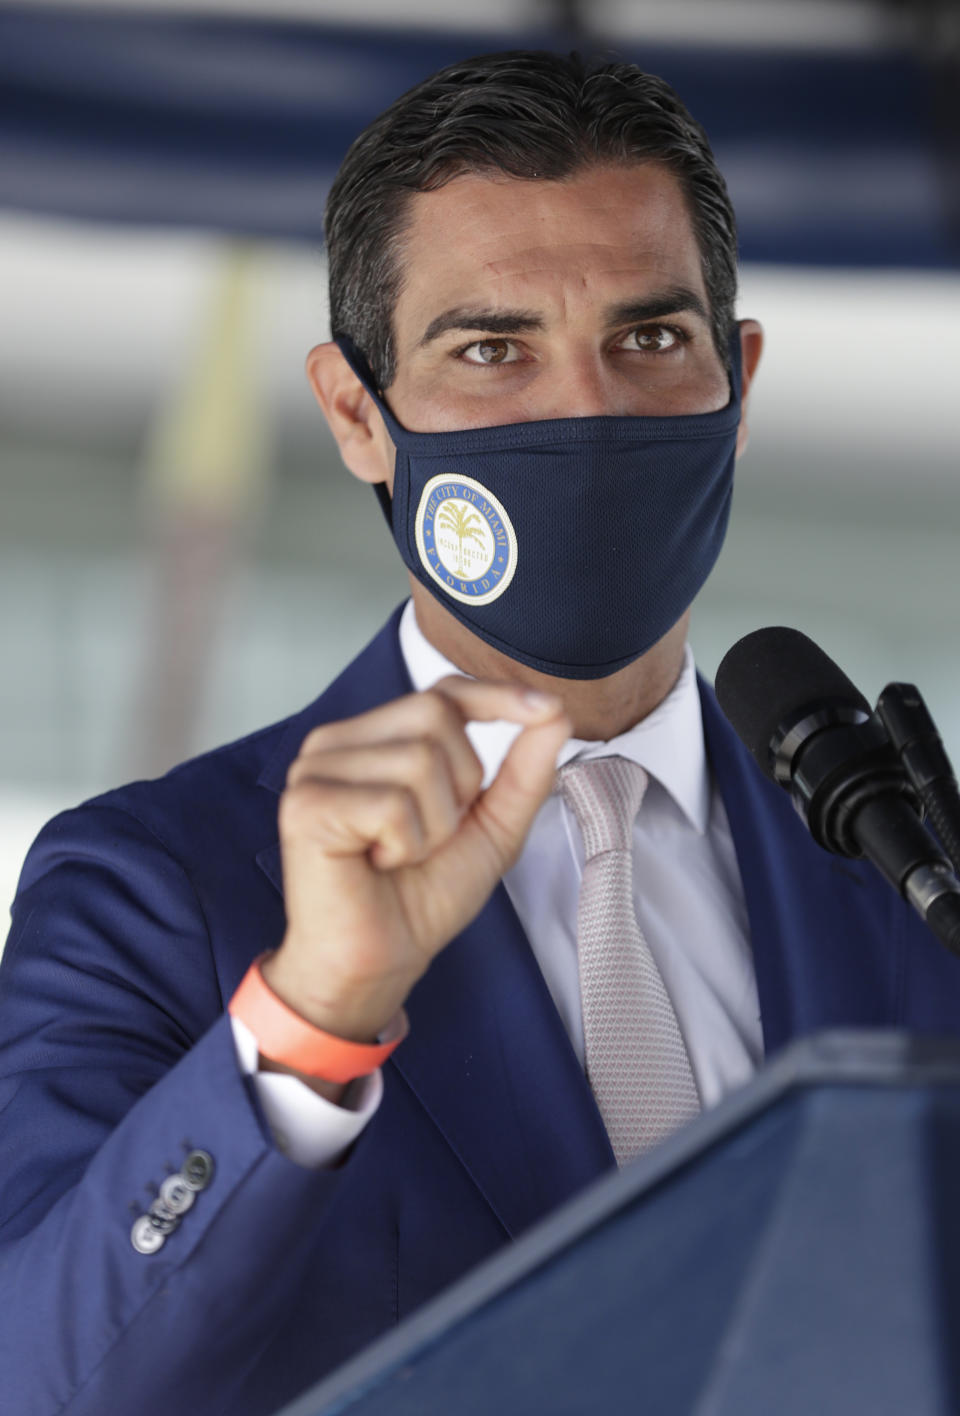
181 1150 214 1191
131 1216 166 1254
159 1173 196 1214
147 1198 179 1234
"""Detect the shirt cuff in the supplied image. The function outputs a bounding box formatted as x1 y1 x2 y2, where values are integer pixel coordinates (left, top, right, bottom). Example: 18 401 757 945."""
230 1015 382 1170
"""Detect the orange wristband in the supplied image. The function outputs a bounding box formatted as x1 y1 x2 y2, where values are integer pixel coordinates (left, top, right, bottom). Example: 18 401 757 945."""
228 953 409 1083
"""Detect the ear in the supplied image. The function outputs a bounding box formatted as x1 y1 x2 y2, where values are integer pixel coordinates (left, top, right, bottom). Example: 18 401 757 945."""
305 342 394 488
734 318 764 458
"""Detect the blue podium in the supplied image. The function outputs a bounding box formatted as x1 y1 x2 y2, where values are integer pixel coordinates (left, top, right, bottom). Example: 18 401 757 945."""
273 1032 960 1416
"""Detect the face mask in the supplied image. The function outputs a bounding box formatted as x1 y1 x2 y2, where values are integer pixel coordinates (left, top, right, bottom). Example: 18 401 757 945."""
335 332 743 681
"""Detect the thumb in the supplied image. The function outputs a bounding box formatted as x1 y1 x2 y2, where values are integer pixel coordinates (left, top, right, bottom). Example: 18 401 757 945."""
470 702 571 873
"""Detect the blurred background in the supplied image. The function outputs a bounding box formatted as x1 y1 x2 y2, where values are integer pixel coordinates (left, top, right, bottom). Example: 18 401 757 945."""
1 0 958 923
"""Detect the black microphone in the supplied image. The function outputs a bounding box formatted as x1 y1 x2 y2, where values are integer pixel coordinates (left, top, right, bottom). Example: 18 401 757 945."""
715 626 960 957
876 683 960 876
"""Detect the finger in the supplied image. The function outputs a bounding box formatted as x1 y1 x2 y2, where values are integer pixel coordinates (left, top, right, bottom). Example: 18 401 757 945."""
286 739 461 854
299 678 560 804
279 778 428 870
400 705 571 944
299 702 483 811
428 677 567 802
468 708 572 874
429 675 565 729
301 679 563 748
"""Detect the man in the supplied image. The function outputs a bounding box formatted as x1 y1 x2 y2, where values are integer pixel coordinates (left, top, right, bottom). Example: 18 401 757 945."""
1 49 955 1416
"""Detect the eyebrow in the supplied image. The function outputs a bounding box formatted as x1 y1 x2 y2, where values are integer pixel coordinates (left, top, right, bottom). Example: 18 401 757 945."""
418 307 544 346
417 286 709 347
604 287 709 327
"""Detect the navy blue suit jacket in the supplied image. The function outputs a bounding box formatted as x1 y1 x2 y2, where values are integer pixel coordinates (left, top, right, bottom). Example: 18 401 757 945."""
2 605 959 1416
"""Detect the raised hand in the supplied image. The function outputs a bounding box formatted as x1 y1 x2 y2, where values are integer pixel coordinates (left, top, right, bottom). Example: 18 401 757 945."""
261 678 570 1075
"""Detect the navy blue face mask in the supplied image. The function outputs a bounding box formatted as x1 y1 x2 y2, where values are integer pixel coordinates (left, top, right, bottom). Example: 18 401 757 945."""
335 332 743 681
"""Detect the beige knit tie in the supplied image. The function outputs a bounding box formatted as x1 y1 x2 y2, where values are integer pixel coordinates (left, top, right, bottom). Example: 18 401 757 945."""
556 756 700 1165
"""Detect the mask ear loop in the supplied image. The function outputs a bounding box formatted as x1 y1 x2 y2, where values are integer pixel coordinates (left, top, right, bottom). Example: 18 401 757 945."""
334 334 396 531
372 480 394 530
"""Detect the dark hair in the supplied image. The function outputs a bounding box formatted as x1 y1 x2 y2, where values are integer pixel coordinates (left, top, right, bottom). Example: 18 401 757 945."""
325 50 738 389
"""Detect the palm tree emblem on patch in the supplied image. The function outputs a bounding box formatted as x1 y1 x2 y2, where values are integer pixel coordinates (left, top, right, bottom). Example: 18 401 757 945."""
436 502 486 574
415 474 518 606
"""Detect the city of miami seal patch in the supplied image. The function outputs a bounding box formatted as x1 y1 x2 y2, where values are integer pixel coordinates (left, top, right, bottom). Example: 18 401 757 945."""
415 474 517 606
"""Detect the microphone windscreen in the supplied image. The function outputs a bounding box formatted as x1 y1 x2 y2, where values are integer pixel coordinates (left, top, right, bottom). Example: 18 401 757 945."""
715 626 871 779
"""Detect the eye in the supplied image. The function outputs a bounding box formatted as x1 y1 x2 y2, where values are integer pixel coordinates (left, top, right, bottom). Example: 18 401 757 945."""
459 338 523 365
616 324 686 354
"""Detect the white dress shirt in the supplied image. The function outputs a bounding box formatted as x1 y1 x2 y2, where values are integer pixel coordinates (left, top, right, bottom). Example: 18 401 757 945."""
232 599 763 1166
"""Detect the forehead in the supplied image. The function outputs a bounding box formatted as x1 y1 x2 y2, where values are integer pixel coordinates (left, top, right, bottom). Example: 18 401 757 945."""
392 163 706 342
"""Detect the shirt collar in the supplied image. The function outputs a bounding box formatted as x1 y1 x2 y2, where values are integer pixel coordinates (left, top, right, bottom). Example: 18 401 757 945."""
398 599 709 835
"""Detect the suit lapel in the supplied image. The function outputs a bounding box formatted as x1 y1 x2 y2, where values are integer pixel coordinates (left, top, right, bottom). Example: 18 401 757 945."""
699 676 903 1055
394 884 613 1238
255 605 612 1236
